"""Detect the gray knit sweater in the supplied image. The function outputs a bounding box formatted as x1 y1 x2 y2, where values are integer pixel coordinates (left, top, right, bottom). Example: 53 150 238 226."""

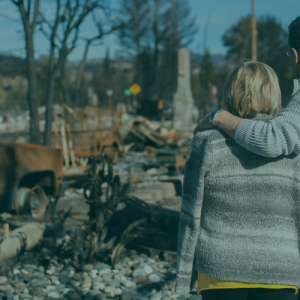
175 113 300 294
236 82 300 157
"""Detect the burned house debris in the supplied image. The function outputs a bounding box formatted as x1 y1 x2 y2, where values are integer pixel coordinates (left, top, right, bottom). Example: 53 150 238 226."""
0 141 64 218
0 100 200 300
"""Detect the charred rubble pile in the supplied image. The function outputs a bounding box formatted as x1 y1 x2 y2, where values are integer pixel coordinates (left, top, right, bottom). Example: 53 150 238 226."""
0 147 199 300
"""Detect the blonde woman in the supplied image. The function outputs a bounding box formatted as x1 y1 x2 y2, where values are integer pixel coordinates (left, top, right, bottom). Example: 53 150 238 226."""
175 62 299 300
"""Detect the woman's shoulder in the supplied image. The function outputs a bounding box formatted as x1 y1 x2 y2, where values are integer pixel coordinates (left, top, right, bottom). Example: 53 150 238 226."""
192 128 230 146
188 128 232 159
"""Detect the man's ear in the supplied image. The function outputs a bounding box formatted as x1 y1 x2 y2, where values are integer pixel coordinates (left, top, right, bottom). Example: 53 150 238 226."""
292 48 299 64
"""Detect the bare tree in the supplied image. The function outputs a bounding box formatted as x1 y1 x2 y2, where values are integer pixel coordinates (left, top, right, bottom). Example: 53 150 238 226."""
117 0 196 101
151 0 173 99
74 12 121 105
11 0 41 144
39 0 107 146
118 0 151 85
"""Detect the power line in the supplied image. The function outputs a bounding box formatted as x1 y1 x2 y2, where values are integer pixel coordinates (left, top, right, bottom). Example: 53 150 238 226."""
251 0 257 61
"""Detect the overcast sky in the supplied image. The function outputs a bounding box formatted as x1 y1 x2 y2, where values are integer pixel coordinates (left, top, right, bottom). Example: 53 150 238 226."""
0 0 299 61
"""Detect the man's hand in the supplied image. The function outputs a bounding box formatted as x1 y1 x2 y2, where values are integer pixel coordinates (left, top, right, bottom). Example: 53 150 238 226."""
194 110 241 139
193 114 214 135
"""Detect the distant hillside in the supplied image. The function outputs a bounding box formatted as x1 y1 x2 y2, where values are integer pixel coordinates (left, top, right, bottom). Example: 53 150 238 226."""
67 54 226 74
67 57 134 73
0 53 227 78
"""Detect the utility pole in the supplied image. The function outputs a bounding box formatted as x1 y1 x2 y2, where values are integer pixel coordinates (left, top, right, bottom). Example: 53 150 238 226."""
252 0 257 61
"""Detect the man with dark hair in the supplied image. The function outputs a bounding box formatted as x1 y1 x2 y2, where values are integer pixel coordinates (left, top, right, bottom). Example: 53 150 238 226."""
193 16 300 158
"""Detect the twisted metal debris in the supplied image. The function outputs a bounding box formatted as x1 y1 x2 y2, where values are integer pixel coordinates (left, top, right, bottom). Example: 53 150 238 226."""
72 145 158 269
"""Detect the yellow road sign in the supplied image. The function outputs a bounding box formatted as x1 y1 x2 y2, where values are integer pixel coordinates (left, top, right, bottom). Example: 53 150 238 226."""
130 83 141 96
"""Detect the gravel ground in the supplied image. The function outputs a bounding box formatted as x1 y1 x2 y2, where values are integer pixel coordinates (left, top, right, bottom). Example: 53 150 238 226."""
0 240 201 300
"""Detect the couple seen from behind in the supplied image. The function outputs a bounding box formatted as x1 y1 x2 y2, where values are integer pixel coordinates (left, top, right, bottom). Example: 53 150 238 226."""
175 16 300 300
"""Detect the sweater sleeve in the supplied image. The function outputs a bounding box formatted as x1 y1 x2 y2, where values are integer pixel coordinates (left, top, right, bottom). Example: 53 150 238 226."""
235 89 300 158
175 134 208 294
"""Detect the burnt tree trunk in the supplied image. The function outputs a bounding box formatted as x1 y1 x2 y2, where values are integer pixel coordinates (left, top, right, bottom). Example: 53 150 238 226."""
25 25 41 144
13 0 41 144
75 40 91 106
44 73 56 147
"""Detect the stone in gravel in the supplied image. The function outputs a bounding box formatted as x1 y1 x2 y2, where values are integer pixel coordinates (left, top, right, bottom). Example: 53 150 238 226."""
72 274 81 281
150 291 163 300
101 273 112 281
177 295 192 300
95 264 111 271
23 288 29 294
83 264 94 272
90 272 98 279
46 268 56 275
132 277 147 284
63 287 70 295
114 288 123 295
4 292 14 300
0 285 11 292
146 258 156 265
92 277 102 283
50 276 59 282
121 257 131 263
61 270 71 276
98 269 111 276
59 275 71 285
144 265 153 275
47 285 57 290
69 270 75 278
67 290 81 300
133 297 148 300
114 264 122 270
31 280 49 288
89 291 101 296
19 295 32 299
48 291 60 299
56 284 67 291
132 268 146 278
148 274 160 283
104 286 115 294
21 269 29 275
82 276 92 283
0 276 7 283
121 288 139 300
93 294 107 300
133 256 146 263
29 287 46 297
19 274 32 283
92 283 105 291
13 269 20 275
162 298 171 300
105 279 120 288
81 282 92 288
14 283 26 291
38 266 44 273
69 280 79 287
121 279 136 288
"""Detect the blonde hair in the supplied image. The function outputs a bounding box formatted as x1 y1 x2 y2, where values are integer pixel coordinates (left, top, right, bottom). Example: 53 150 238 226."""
223 62 282 118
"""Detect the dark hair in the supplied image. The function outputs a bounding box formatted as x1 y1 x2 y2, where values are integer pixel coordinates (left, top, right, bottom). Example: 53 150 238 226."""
288 17 300 50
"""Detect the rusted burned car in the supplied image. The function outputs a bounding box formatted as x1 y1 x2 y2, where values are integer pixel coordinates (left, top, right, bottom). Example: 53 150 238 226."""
0 141 64 218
